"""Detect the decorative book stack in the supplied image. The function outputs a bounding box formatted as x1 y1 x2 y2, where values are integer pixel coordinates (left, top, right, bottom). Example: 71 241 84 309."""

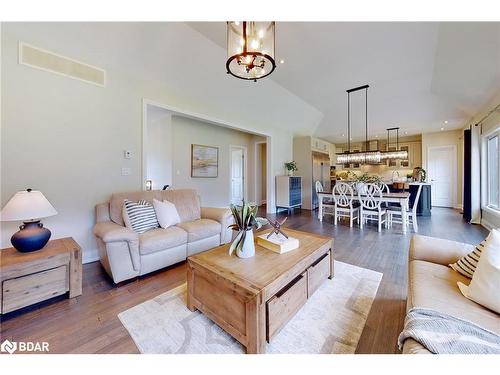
256 232 299 254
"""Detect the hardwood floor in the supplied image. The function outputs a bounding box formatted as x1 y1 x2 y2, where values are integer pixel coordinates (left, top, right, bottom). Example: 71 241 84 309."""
0 207 487 354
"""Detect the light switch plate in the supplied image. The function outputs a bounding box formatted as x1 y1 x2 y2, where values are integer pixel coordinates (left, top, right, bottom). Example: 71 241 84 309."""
121 167 131 176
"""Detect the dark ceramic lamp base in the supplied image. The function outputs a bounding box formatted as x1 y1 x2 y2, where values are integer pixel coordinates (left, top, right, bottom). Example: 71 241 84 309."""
11 221 51 253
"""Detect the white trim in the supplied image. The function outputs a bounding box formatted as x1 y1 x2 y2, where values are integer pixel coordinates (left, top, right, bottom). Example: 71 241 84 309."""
254 140 267 205
427 144 457 208
481 125 500 212
229 145 247 204
83 248 99 264
18 41 106 87
481 217 495 231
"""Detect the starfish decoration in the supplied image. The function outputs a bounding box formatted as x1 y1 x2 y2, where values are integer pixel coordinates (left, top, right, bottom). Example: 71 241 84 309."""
266 217 289 239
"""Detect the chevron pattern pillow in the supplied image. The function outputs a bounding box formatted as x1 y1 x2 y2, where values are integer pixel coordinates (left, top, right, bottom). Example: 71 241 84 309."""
449 240 486 278
123 199 159 233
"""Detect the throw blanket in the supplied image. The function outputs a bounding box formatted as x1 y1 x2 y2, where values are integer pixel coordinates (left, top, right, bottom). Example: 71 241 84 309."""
398 308 500 354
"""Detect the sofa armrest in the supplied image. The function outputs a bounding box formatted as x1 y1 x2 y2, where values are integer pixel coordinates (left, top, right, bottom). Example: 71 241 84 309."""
409 234 475 266
93 221 140 271
96 202 111 223
94 221 138 243
201 207 234 244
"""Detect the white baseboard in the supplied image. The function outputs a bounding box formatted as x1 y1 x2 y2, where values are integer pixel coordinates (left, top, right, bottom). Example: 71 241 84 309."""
83 248 99 264
481 218 494 230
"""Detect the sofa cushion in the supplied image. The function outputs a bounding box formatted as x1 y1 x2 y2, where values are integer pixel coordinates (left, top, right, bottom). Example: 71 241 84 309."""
109 189 200 226
408 260 500 334
139 227 188 255
177 219 221 243
410 234 474 266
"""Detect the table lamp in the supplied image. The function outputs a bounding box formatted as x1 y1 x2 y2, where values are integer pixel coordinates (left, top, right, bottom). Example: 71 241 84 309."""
0 189 58 252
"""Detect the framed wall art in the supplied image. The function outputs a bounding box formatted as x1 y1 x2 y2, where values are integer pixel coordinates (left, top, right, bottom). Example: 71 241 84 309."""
191 144 219 178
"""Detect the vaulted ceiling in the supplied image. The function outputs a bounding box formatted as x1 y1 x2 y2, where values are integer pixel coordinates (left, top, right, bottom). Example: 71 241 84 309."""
188 22 500 143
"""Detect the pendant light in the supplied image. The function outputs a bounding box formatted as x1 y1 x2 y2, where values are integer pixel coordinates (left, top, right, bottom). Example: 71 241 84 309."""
382 127 408 160
226 21 276 82
337 85 383 165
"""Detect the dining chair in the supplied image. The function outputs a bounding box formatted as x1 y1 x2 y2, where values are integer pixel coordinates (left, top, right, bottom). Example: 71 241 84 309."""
316 180 334 220
332 182 359 227
374 181 390 207
359 183 388 232
387 183 423 232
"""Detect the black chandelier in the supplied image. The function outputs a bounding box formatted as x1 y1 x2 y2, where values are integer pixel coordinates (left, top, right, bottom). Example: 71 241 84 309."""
226 21 276 82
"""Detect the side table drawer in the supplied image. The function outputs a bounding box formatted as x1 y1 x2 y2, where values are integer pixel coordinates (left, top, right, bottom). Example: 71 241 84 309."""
266 272 307 341
2 266 68 313
307 252 330 297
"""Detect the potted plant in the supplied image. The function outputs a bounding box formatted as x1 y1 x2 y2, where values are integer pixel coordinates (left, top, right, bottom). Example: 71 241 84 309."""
353 173 380 194
228 201 268 258
284 161 298 176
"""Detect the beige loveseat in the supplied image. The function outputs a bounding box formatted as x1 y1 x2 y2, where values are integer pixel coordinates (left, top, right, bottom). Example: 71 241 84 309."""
93 189 233 283
404 234 500 354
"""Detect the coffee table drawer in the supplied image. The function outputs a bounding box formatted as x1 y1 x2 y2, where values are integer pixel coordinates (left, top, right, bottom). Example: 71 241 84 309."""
266 272 307 341
307 252 330 297
2 266 68 313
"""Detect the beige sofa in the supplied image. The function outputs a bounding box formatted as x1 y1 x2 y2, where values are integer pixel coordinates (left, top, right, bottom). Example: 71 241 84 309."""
404 234 500 354
93 189 233 283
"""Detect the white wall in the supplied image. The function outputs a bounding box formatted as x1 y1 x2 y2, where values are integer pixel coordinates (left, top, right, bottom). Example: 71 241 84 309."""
170 115 265 207
145 108 172 190
1 22 318 262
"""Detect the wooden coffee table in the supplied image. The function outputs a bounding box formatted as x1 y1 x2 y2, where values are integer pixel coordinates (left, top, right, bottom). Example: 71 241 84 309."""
187 228 334 354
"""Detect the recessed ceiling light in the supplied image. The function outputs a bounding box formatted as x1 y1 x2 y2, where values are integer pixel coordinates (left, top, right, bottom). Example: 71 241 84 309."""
341 134 345 137
444 120 448 124
440 127 445 131
404 131 408 135
279 59 285 64
375 135 378 138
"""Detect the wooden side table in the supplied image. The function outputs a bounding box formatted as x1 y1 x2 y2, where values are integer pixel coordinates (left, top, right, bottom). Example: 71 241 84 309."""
0 237 82 314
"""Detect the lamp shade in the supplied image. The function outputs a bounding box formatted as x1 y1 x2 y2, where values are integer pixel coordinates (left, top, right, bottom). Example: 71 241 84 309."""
1 189 57 222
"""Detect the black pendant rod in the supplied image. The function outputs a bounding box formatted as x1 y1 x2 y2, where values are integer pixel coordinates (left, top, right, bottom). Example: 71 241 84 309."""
347 91 351 153
347 84 369 93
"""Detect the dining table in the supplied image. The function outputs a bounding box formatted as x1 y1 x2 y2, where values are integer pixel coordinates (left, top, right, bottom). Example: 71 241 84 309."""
317 191 411 234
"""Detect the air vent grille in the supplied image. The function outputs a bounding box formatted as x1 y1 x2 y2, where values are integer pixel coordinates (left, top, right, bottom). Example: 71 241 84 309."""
19 41 106 87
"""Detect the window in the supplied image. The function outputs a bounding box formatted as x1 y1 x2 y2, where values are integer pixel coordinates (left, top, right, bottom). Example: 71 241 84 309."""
486 131 499 210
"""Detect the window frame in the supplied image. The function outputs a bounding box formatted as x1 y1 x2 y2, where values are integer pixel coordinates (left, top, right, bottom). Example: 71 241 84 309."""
482 126 500 214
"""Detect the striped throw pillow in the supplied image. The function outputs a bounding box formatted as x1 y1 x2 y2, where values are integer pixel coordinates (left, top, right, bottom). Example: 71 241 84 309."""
123 199 159 233
449 240 486 278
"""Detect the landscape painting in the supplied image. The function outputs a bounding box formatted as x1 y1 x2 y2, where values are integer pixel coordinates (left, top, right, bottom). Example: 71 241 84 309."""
191 144 218 178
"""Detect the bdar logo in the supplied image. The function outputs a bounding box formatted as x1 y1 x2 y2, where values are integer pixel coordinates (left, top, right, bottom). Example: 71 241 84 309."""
1 339 17 354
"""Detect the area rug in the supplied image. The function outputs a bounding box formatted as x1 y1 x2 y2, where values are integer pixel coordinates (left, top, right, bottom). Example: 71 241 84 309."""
118 261 382 354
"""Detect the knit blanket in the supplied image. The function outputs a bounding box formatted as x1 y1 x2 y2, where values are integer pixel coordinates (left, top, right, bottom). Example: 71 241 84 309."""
398 308 500 354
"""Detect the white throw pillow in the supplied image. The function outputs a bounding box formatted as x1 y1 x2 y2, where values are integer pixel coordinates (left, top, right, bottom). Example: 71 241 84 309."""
458 229 500 314
153 199 181 229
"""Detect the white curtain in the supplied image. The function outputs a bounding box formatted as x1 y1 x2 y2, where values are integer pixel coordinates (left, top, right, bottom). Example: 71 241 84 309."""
470 124 481 224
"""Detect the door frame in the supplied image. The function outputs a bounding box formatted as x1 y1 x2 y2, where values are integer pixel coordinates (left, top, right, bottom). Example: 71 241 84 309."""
254 141 267 205
427 144 457 208
229 145 248 204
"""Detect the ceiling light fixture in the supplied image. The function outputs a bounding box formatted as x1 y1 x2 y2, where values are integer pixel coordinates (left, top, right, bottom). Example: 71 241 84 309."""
279 59 285 64
337 84 384 165
226 21 276 82
444 120 448 124
383 127 408 161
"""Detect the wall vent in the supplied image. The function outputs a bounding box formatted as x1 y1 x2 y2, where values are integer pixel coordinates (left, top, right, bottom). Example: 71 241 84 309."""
19 41 106 87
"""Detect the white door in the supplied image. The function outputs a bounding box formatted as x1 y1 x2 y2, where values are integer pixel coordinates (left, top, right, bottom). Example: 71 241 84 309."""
230 147 244 204
427 145 456 207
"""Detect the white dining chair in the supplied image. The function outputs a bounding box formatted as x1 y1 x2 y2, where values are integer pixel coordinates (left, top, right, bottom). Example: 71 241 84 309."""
359 183 388 232
316 180 334 220
332 182 359 227
374 181 390 207
387 183 423 232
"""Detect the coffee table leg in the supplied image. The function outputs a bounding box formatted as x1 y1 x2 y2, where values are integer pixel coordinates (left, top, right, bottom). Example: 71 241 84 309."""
186 261 196 312
245 297 266 354
328 248 335 279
